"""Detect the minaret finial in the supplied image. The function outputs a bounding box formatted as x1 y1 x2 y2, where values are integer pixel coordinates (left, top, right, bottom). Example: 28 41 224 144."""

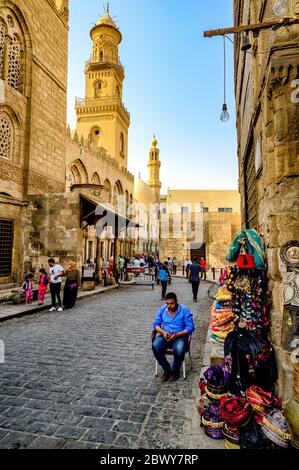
106 1 110 14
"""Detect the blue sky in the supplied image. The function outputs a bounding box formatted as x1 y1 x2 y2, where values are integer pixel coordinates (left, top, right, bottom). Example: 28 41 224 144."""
67 0 238 193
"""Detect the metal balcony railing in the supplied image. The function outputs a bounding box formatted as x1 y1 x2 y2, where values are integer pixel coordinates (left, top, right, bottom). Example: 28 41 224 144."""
85 55 124 72
75 96 130 117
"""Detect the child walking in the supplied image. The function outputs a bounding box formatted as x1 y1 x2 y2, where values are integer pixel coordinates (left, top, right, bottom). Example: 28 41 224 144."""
38 268 49 305
22 273 34 304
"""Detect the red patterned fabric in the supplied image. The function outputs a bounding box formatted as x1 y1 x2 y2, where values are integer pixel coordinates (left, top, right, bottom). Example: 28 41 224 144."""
219 396 252 426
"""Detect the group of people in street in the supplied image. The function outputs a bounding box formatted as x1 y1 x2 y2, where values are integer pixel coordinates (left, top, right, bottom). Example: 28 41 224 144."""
22 259 81 311
184 256 207 281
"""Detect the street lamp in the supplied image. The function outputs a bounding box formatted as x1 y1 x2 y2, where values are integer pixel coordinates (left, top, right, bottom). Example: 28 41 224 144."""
273 0 289 17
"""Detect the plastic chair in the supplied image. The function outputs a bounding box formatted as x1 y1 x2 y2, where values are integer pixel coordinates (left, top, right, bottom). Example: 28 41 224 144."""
151 330 193 380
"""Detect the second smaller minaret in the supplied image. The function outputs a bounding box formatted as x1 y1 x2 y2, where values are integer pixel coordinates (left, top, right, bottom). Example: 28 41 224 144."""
147 136 161 203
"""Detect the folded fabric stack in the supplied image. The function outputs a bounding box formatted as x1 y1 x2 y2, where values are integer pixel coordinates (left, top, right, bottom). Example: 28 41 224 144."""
203 365 229 402
201 403 224 439
223 423 241 449
219 396 253 449
215 286 233 303
246 385 281 425
261 410 291 448
210 287 236 343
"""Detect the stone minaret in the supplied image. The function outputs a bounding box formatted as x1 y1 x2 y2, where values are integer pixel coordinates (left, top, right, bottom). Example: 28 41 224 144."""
75 4 130 168
147 136 161 203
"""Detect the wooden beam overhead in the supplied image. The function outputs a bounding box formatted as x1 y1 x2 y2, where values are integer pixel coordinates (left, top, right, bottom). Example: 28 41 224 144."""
204 17 299 38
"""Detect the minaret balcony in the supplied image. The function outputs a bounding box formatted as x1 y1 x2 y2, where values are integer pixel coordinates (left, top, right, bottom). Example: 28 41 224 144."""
75 96 130 120
85 56 124 75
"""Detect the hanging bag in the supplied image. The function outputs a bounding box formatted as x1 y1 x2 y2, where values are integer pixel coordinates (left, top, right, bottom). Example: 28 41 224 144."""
237 239 256 269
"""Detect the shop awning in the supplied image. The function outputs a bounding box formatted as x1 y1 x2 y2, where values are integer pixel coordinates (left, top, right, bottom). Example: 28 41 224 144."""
80 193 141 236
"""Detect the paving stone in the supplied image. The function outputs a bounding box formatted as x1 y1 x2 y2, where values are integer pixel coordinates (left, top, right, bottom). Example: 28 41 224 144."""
22 390 51 400
130 412 147 423
62 440 99 449
25 421 59 436
1 416 33 431
28 436 67 449
0 428 8 439
112 420 142 434
115 434 139 448
0 280 212 449
84 429 118 445
0 431 36 449
2 397 29 407
71 406 106 417
103 409 131 421
0 387 25 397
80 417 114 430
25 399 52 410
54 413 84 426
1 407 32 418
55 426 87 440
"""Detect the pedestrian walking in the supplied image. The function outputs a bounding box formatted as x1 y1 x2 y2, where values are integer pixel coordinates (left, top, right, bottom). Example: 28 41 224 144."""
22 273 34 304
186 259 192 279
58 261 80 309
37 268 49 305
159 262 171 299
200 256 207 281
154 259 163 284
118 255 125 280
173 257 177 275
48 258 64 311
188 257 202 302
167 257 173 274
152 292 195 382
133 256 140 268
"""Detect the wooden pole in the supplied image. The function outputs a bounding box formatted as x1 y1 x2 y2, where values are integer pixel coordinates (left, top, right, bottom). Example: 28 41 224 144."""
204 17 299 38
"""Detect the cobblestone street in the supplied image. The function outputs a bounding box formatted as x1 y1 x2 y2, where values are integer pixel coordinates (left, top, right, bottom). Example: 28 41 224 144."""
0 278 213 449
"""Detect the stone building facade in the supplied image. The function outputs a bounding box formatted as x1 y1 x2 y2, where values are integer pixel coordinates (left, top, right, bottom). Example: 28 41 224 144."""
0 2 138 285
159 190 241 268
234 0 299 399
0 0 69 285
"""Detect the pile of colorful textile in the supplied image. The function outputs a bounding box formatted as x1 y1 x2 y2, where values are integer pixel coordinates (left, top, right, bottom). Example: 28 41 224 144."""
246 385 282 425
210 286 236 344
219 396 252 449
199 366 229 439
197 370 291 448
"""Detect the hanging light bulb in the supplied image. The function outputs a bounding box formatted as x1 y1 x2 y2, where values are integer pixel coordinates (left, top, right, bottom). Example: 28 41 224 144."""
273 0 289 17
220 103 230 122
220 36 230 123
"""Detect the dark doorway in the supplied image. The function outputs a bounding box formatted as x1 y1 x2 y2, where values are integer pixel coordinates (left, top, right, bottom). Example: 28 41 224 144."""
190 243 206 261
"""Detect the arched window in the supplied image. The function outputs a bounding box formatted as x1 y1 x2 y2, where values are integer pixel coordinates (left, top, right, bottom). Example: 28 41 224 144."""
8 35 21 91
0 19 6 78
91 172 101 185
100 50 103 62
0 10 25 94
103 179 111 203
0 113 12 159
90 126 101 147
116 85 120 97
120 132 124 154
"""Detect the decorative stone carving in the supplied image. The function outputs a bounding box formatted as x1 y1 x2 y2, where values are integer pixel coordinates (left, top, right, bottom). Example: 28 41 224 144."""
267 61 299 100
29 171 65 194
0 160 24 184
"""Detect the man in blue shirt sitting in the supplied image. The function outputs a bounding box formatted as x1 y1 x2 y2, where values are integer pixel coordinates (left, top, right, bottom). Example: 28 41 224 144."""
152 292 195 382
